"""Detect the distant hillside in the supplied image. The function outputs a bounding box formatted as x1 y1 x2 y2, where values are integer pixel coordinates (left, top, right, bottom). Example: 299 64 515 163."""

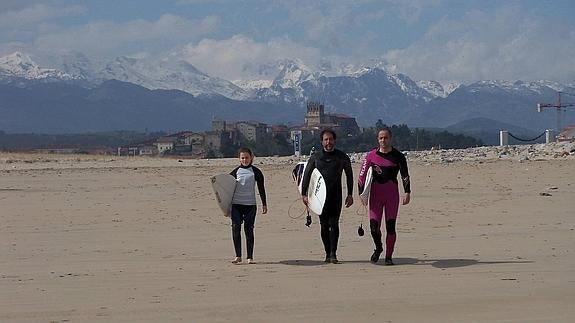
0 80 303 134
446 117 544 145
0 130 164 150
2 51 574 135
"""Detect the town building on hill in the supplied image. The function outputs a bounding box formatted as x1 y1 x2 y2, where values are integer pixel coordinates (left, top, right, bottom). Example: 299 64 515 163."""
295 101 360 138
204 130 235 157
212 120 268 143
236 121 267 142
117 102 359 158
270 124 289 137
155 136 175 154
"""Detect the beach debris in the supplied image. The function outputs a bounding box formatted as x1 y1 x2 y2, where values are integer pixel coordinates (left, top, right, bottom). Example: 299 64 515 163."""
539 192 552 196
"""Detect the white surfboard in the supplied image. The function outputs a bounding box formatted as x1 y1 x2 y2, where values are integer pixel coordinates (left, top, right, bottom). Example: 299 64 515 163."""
359 166 373 205
307 168 326 215
210 173 237 217
291 161 307 194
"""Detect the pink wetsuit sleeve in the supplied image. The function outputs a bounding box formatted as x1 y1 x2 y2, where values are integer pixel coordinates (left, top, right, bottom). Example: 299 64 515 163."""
358 151 371 187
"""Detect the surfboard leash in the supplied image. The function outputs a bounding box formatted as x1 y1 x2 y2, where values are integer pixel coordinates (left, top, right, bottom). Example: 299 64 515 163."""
287 197 307 220
305 210 312 227
287 198 313 227
355 204 368 236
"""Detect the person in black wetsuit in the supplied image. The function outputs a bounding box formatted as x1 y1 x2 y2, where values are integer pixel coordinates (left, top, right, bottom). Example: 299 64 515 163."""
301 129 354 264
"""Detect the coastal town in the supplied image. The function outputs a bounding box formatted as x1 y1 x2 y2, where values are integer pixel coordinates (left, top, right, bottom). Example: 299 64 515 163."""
117 102 360 157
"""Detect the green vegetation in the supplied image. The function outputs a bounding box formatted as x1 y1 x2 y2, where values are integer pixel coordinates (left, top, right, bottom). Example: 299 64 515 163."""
0 131 164 151
0 120 482 156
228 132 293 158
232 120 483 157
298 121 482 155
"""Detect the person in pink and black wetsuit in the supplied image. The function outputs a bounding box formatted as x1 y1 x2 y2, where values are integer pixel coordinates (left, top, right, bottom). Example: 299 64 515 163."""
358 128 411 265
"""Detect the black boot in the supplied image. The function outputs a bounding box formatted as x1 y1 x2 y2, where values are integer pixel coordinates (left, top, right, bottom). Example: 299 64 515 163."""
370 220 383 263
370 248 383 264
330 253 339 264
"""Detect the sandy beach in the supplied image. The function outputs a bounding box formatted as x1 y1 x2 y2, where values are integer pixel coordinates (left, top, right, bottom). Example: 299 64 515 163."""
1 144 574 322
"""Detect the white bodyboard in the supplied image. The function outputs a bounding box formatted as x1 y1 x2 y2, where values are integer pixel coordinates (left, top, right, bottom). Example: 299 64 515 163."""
359 166 373 205
210 173 237 217
307 168 326 215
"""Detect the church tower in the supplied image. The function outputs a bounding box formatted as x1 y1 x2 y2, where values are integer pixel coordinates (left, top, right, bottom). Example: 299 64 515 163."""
304 102 324 126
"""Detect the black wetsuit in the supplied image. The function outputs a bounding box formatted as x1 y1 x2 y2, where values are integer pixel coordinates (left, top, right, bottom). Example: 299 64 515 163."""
301 148 354 259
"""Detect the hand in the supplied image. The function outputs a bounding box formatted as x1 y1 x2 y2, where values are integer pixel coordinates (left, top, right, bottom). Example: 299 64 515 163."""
345 195 354 208
360 197 368 206
302 196 309 207
262 205 268 214
402 193 410 205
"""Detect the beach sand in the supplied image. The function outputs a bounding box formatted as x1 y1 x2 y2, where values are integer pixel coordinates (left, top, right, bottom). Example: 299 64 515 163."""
1 151 574 322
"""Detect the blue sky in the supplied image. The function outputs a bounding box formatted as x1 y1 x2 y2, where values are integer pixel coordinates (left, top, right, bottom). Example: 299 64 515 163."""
1 0 574 83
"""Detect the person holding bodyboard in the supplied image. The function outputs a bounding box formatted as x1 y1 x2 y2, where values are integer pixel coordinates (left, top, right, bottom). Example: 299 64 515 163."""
301 129 354 264
228 147 268 264
358 128 411 265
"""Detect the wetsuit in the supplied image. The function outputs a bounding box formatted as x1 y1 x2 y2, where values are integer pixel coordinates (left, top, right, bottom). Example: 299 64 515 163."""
301 148 353 259
358 148 410 260
230 164 267 260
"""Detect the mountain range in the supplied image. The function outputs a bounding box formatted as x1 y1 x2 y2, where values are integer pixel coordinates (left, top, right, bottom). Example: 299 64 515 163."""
1 51 574 138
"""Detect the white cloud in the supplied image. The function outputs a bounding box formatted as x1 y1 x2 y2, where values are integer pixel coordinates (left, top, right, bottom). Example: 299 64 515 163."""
176 0 229 4
179 35 322 80
275 1 366 55
0 0 44 13
0 3 84 27
2 1 572 84
276 0 440 54
32 14 220 57
0 42 31 57
387 0 441 24
383 6 575 83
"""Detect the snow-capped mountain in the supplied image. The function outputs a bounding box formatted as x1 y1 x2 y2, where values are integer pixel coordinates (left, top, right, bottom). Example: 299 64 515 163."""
0 52 77 81
417 80 462 98
271 59 316 89
330 58 398 78
443 82 463 95
255 65 435 108
232 59 317 98
53 52 93 80
388 73 434 102
463 80 574 97
91 56 248 99
232 79 273 92
2 51 575 135
0 52 247 99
